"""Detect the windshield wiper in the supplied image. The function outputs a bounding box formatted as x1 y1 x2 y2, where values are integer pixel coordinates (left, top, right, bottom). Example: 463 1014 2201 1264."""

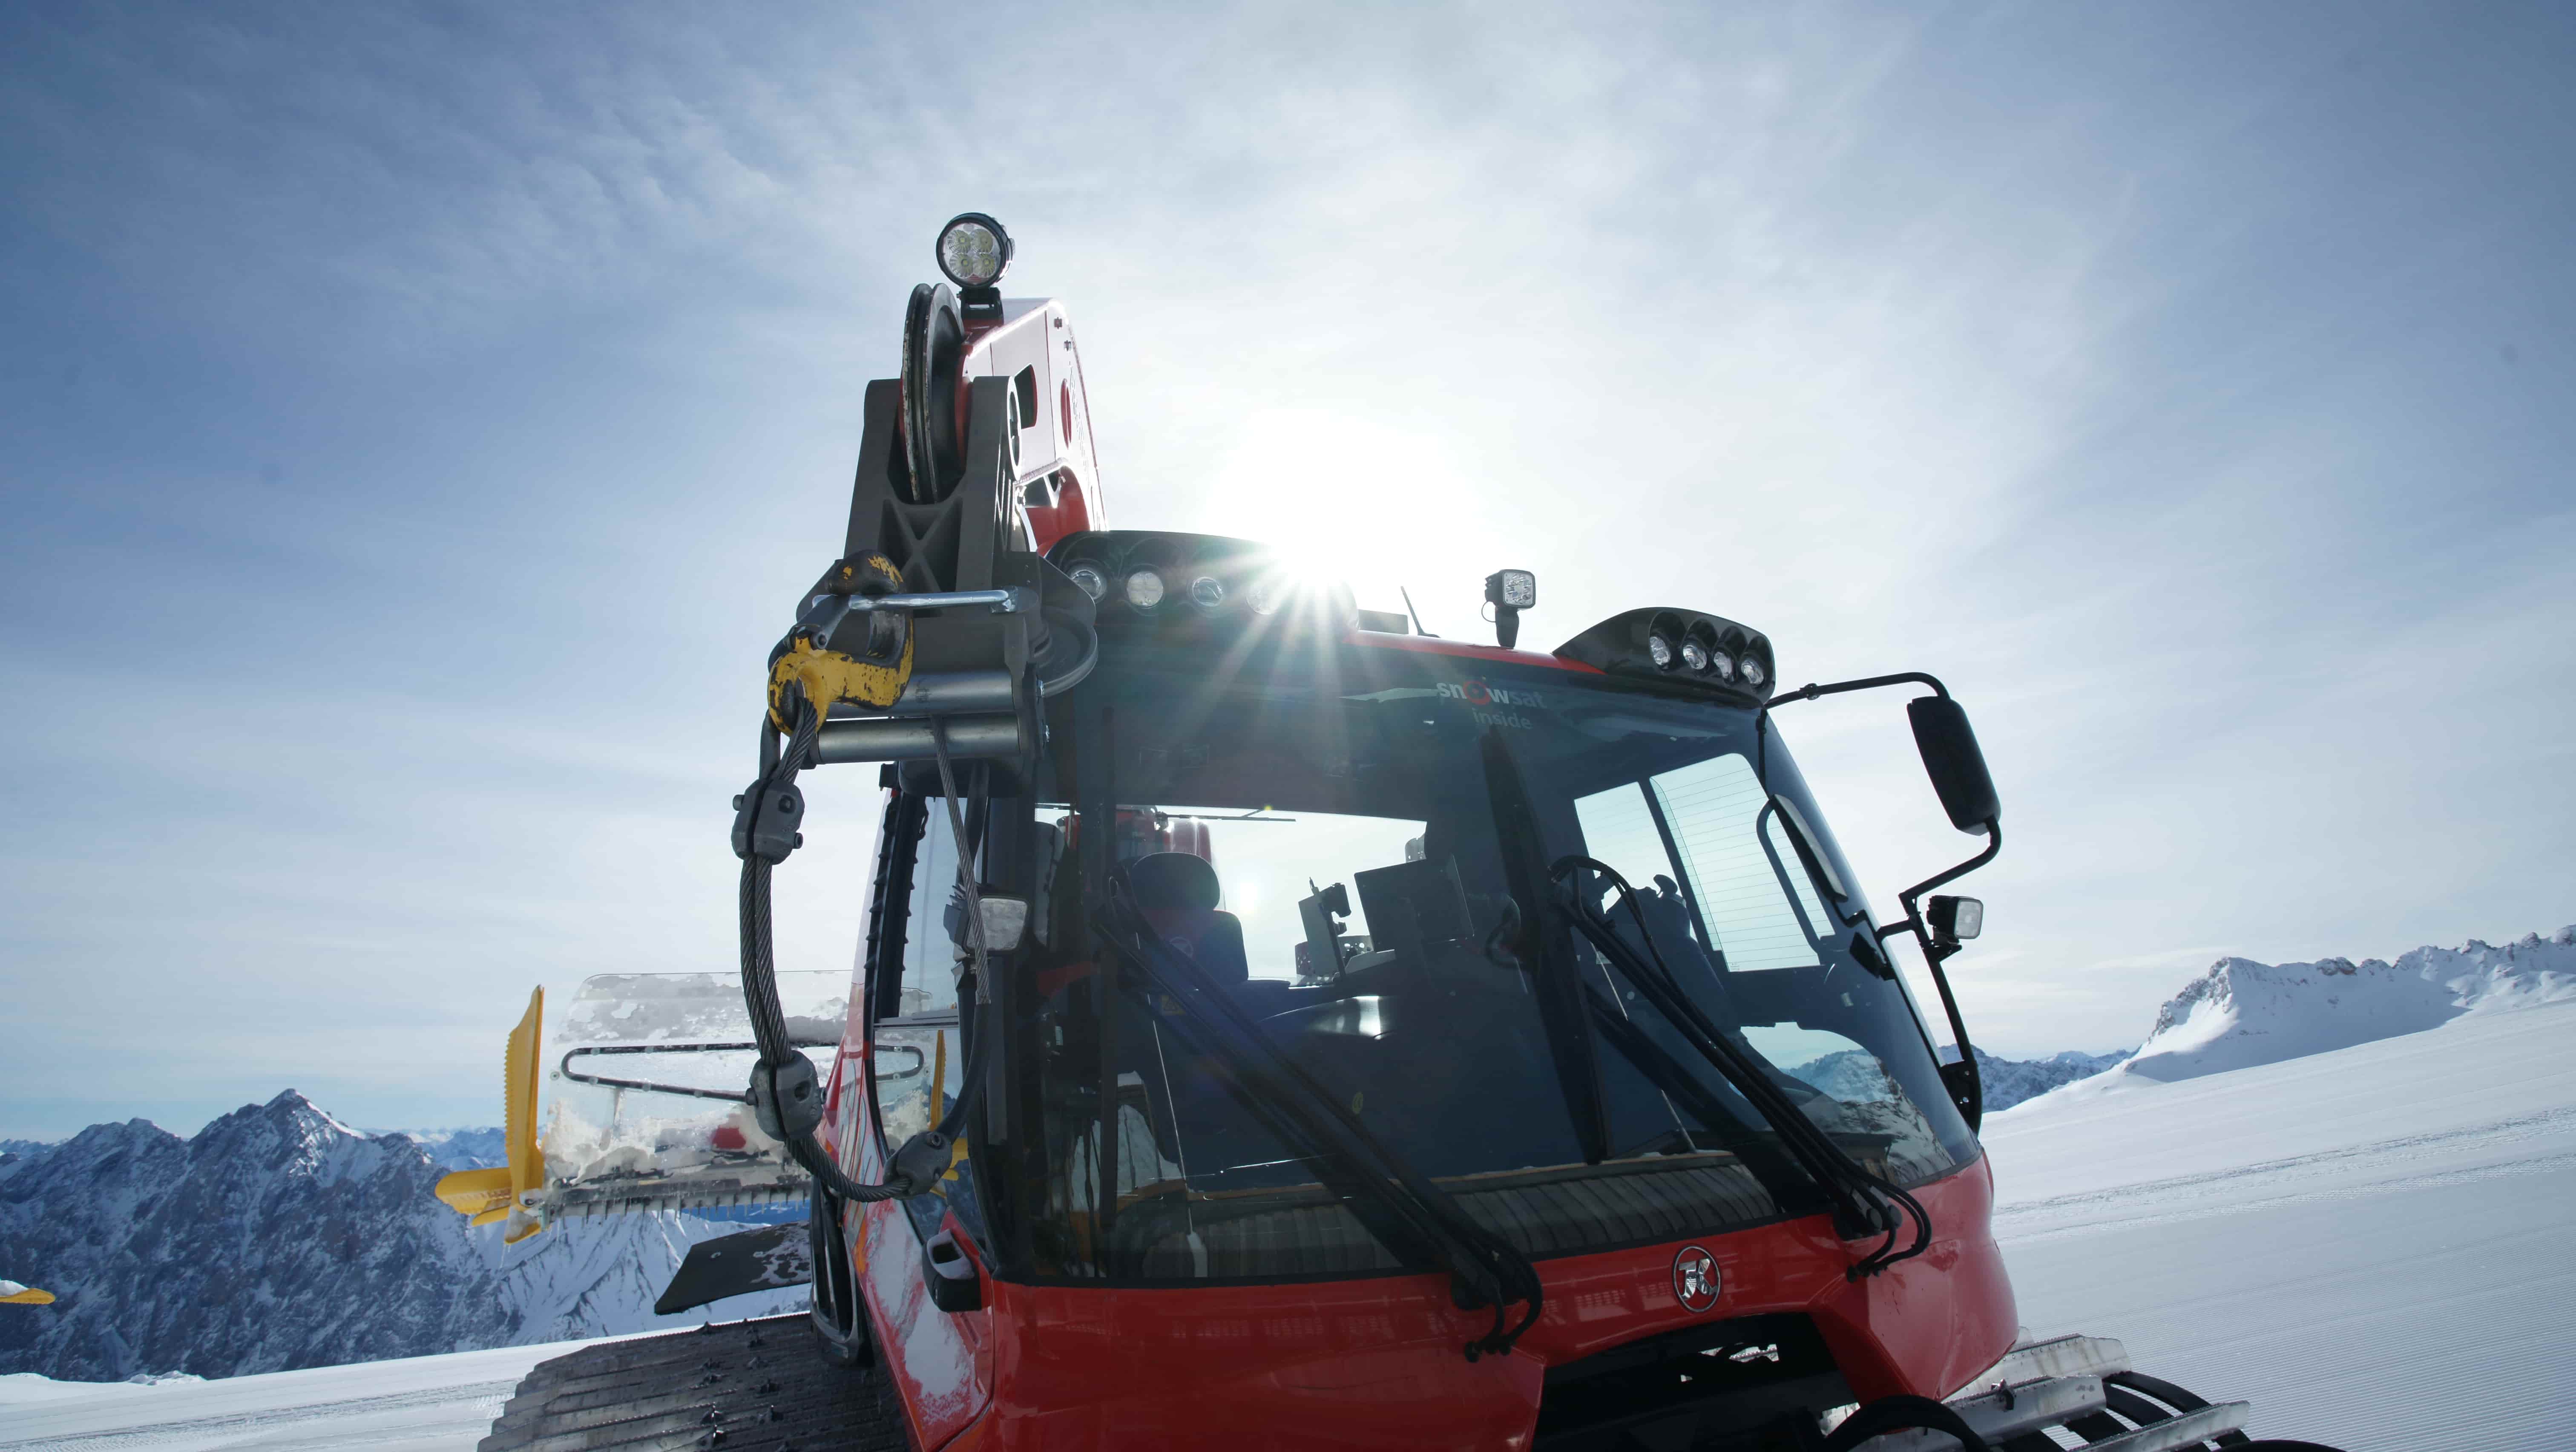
1479 731 1615 1166
1089 896 1544 1360
1551 855 1932 1279
1472 728 1926 1278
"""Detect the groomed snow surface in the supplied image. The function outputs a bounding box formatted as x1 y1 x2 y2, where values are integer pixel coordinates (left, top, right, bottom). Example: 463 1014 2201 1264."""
1986 996 2576 1452
0 1336 637 1452
9 1003 2571 1449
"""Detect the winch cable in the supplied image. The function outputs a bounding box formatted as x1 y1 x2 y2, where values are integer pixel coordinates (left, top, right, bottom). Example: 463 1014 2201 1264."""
927 719 992 1007
735 691 989 1207
1550 855 1932 1279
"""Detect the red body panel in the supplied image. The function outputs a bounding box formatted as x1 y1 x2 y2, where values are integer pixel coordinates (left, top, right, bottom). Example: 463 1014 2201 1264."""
957 1165 2012 1449
960 300 1101 556
826 1042 2015 1450
1348 631 1607 675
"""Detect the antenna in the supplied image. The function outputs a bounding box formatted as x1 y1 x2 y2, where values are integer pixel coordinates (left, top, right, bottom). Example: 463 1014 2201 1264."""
1399 588 1435 637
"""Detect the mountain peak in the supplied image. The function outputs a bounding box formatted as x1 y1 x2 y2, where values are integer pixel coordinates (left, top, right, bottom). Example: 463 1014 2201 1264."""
2014 925 2576 1111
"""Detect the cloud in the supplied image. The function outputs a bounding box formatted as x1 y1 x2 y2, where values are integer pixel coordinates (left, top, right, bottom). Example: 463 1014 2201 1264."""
4 0 2572 1133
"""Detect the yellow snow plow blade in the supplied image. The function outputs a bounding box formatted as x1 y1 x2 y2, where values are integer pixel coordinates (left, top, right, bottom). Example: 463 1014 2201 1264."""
0 1279 55 1305
435 986 548 1244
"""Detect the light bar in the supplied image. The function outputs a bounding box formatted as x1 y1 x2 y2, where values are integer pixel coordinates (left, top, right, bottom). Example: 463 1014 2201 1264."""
1049 530 1357 636
1554 607 1776 700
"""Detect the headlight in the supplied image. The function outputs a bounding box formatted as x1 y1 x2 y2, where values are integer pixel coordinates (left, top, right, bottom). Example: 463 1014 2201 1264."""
1740 655 1767 688
1124 568 1166 611
1647 633 1676 670
1679 639 1709 673
1067 564 1107 602
935 213 1012 288
1189 575 1226 609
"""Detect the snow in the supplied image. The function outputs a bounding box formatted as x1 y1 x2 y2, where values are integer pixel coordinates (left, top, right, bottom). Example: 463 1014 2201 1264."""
1985 995 2576 1452
0 1336 636 1451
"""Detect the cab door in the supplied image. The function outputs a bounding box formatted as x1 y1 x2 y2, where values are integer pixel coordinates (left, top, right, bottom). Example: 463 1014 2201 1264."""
851 790 995 1445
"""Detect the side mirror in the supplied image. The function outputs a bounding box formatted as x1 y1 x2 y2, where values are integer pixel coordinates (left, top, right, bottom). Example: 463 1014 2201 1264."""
1906 697 2000 833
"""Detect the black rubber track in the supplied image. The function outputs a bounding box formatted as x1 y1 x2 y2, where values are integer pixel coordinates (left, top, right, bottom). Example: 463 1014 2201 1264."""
477 1314 910 1452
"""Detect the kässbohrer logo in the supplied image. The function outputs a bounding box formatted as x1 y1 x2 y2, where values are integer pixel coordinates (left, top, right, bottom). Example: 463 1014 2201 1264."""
1673 1244 1721 1313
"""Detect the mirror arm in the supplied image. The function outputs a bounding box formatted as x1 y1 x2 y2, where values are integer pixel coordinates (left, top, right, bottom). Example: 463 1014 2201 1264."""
1873 816 1998 1129
1763 674 1996 1129
1876 816 2003 942
1764 670 1950 710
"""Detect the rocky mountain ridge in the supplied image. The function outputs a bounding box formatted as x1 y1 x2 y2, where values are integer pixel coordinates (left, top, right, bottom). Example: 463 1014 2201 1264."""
0 1090 797 1383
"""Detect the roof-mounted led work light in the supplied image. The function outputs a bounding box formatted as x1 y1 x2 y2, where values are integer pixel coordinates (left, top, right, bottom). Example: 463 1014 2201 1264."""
936 213 1013 321
1484 568 1537 648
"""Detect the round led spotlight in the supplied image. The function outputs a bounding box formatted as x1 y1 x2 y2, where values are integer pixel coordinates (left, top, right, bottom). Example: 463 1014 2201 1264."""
1124 568 1166 611
935 213 1013 288
1647 633 1676 670
1740 654 1768 688
1708 650 1737 683
1247 578 1287 616
1067 563 1108 602
1679 639 1709 674
1189 575 1226 610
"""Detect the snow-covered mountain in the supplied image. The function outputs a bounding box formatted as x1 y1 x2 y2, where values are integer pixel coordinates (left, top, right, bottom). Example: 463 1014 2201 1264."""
1794 1046 2126 1113
385 1126 509 1173
0 1091 799 1383
1962 1047 2128 1110
2011 926 2576 1111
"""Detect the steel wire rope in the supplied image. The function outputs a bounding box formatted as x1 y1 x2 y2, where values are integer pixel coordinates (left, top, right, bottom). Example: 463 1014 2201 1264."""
736 693 990 1207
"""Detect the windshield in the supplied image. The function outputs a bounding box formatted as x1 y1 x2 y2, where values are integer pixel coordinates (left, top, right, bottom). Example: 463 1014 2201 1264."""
1013 636 1976 1282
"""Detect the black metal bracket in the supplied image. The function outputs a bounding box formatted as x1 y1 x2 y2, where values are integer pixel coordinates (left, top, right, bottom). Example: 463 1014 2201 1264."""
748 1053 825 1143
921 1225 983 1313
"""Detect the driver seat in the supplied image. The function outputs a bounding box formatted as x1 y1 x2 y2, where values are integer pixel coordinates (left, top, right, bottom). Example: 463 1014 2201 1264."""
1128 852 1250 986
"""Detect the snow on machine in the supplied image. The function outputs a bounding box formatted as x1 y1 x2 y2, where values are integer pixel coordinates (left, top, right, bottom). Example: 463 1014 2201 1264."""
457 215 2346 1450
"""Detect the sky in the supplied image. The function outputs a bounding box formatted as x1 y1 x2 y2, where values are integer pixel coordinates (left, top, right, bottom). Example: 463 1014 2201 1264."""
3 0 2571 1140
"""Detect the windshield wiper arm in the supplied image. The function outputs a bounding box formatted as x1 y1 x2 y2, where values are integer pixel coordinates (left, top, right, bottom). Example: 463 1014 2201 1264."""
1089 898 1544 1359
1473 730 1923 1276
1550 856 1932 1279
1479 730 1614 1165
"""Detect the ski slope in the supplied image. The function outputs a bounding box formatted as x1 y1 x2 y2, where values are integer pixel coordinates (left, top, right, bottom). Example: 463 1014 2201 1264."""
8 1003 2569 1451
1985 995 2576 1452
0 1337 632 1452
